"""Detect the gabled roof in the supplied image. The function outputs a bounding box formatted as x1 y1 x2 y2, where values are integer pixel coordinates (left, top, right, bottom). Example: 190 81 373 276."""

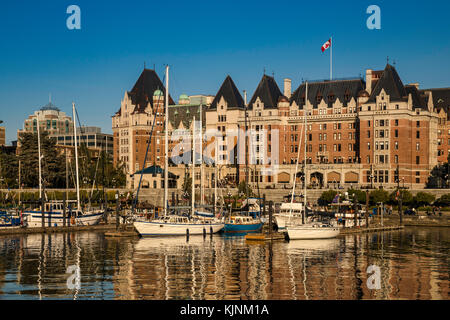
420 87 450 118
120 69 175 115
405 85 428 109
209 75 244 110
368 64 407 102
290 78 365 109
168 104 206 130
248 74 283 109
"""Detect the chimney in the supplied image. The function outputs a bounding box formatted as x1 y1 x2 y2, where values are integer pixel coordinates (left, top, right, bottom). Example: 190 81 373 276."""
408 83 419 90
365 69 373 95
284 78 292 98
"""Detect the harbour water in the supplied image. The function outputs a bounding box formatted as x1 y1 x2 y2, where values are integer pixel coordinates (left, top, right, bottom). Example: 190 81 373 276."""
0 227 447 300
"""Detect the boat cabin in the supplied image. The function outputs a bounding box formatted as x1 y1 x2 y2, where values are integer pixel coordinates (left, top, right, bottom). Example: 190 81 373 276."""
227 216 256 225
161 216 190 224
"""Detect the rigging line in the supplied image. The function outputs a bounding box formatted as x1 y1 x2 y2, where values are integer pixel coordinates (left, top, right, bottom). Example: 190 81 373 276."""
75 107 96 204
132 72 166 213
245 110 261 213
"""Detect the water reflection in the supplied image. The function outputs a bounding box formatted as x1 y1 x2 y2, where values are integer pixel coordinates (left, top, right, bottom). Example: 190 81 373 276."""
0 227 448 300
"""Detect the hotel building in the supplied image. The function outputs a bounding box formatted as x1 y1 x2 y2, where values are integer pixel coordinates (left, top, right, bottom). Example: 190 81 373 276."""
113 64 450 190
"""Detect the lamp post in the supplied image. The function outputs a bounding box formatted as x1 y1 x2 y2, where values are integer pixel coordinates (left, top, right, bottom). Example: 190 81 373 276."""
352 193 358 228
396 165 403 225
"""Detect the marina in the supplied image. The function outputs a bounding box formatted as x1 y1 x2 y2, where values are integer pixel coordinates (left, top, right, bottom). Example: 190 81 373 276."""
0 0 449 306
0 226 447 300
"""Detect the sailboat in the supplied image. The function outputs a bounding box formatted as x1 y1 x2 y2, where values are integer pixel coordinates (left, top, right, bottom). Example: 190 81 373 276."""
133 66 224 236
275 121 307 230
286 81 340 240
223 92 263 234
23 103 104 227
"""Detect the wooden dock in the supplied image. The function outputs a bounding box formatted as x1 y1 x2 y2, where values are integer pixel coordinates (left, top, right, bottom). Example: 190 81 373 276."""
105 231 138 237
245 232 286 242
339 225 404 235
0 223 119 236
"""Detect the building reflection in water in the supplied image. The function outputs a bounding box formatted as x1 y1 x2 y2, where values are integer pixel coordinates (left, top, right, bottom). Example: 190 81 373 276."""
0 227 447 300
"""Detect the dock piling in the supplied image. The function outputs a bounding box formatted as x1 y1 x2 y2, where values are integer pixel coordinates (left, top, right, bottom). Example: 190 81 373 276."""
268 201 273 235
63 193 66 227
41 197 45 229
115 192 120 231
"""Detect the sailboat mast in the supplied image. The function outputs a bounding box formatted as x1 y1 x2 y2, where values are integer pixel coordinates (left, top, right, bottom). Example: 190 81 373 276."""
191 116 196 216
164 65 169 216
214 140 218 216
200 102 204 206
303 81 308 224
289 115 304 222
72 103 81 211
36 112 42 200
244 91 249 214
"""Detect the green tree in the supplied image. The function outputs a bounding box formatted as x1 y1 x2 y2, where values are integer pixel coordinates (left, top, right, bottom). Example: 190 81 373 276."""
413 192 435 207
18 132 66 189
182 171 192 202
369 189 389 205
347 188 367 203
238 181 253 198
0 148 18 188
388 189 413 206
435 194 450 207
426 153 449 188
318 190 338 206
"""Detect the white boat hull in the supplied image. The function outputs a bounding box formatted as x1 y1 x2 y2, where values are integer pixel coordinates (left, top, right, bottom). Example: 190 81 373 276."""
287 224 340 240
23 211 104 228
134 220 224 236
274 214 303 229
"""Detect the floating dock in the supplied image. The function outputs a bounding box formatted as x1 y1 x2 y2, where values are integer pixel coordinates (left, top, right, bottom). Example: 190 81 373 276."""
104 231 138 237
0 223 119 236
245 232 286 242
339 225 404 235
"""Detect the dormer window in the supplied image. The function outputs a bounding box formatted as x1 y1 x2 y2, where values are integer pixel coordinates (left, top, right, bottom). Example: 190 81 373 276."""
328 92 335 103
316 92 322 104
344 89 351 101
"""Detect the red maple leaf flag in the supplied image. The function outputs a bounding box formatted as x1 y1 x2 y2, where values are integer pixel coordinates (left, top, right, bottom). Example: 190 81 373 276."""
321 38 331 52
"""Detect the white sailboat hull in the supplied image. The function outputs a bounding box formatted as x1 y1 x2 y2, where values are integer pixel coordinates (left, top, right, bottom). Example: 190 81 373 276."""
134 220 224 236
287 224 340 240
23 211 104 228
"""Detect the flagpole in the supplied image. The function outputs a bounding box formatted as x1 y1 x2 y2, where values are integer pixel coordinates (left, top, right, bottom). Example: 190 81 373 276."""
330 36 333 81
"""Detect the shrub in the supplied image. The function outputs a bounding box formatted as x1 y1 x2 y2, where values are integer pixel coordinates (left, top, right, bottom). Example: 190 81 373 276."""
435 194 450 207
369 189 389 205
318 190 338 206
413 192 435 207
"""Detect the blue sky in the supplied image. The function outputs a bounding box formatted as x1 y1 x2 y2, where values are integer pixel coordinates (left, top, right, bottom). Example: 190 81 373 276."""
0 0 449 144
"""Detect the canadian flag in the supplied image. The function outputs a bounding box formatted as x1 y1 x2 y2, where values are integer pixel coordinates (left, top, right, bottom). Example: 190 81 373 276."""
321 38 331 52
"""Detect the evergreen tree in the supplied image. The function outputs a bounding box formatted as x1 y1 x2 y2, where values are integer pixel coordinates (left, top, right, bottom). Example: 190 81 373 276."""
426 153 450 188
18 132 66 188
0 147 18 188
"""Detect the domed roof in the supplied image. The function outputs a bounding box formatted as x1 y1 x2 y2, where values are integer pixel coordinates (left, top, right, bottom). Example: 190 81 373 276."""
40 102 60 112
357 90 370 98
153 89 163 96
179 94 189 100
